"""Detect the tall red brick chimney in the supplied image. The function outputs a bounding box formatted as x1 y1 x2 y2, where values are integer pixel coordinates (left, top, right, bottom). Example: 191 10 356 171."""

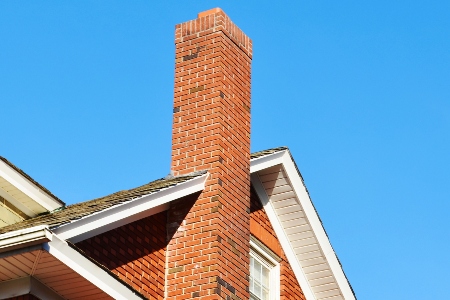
167 8 252 300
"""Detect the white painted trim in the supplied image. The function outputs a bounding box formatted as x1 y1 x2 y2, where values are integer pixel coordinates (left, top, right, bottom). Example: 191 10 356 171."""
280 152 355 300
251 173 316 300
250 151 285 173
0 225 52 253
0 159 63 212
54 173 208 242
250 236 281 263
44 233 143 300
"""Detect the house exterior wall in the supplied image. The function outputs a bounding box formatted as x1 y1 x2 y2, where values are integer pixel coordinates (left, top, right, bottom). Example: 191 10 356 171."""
167 8 252 300
250 187 306 300
76 211 167 299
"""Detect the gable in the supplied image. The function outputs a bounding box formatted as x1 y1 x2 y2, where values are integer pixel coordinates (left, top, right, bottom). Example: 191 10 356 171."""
251 148 356 300
250 186 306 299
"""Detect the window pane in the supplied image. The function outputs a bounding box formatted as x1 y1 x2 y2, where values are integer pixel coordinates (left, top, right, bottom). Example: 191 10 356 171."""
250 250 276 300
254 259 262 283
254 282 262 297
262 287 269 300
262 265 270 287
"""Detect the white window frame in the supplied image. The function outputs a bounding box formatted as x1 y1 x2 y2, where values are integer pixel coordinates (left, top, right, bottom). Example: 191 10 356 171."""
250 237 281 300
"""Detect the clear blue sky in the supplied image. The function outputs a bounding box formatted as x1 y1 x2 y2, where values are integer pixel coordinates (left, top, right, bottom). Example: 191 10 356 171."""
1 1 449 299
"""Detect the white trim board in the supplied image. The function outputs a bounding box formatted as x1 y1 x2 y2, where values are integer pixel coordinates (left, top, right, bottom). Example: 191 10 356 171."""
0 225 52 254
0 226 144 300
0 159 63 212
44 233 143 300
250 150 355 300
53 173 208 243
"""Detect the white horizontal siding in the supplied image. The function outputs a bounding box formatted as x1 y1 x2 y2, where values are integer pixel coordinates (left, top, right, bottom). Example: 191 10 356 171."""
257 164 345 300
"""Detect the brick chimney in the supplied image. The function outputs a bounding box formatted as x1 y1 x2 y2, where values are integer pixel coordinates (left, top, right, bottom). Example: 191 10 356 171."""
167 8 252 300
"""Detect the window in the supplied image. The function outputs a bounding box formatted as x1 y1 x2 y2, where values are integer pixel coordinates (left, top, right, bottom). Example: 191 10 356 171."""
250 237 280 300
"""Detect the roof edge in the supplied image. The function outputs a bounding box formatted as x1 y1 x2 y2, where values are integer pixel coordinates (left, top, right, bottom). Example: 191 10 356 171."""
0 156 65 206
53 172 208 242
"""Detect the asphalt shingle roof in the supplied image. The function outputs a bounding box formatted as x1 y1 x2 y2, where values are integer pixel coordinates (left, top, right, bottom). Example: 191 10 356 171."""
0 148 288 235
0 172 205 234
250 146 287 159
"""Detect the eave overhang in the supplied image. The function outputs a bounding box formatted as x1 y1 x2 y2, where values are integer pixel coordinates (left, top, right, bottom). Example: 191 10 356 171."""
0 158 64 219
0 226 145 300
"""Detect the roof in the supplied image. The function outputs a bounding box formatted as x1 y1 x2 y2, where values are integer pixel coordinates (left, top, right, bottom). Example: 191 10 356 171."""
0 148 287 235
0 172 206 234
0 148 355 299
250 146 287 159
0 156 65 206
251 149 356 299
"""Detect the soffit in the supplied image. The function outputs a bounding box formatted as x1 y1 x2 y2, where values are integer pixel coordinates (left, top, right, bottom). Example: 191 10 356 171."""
0 249 112 299
0 157 64 218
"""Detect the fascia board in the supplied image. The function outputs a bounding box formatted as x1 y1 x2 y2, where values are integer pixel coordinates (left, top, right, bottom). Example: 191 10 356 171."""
250 150 286 173
44 234 143 300
0 160 62 212
251 173 316 300
0 225 52 254
53 173 208 242
280 152 355 300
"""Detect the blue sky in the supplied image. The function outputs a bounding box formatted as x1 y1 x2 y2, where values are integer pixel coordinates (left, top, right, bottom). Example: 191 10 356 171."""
1 1 449 299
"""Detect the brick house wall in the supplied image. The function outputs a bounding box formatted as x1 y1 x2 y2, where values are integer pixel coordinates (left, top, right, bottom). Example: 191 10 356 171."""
250 187 306 300
76 211 167 299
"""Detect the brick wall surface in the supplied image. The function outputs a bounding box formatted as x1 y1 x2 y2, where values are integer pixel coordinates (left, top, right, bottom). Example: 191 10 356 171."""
250 187 306 300
168 8 252 300
76 211 167 299
4 295 40 300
